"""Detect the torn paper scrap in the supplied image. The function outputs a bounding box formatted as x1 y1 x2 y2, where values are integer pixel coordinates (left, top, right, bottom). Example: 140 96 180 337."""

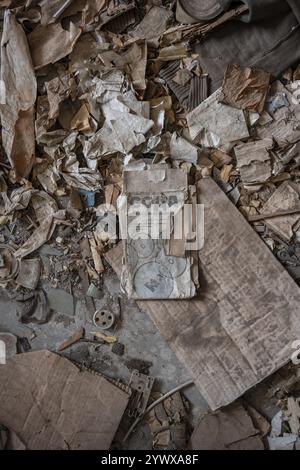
0 350 129 449
256 81 300 147
28 21 81 69
260 181 300 242
84 111 153 159
170 132 199 164
132 6 172 47
106 177 300 410
220 64 271 113
268 434 297 451
14 192 65 259
234 138 273 188
0 11 37 179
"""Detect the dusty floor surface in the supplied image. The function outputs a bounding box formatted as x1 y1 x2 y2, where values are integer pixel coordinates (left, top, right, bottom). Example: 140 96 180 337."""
0 265 292 449
1 0 300 450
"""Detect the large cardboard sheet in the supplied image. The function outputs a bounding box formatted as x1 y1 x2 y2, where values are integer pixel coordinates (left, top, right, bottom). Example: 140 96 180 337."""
0 350 130 449
106 177 300 410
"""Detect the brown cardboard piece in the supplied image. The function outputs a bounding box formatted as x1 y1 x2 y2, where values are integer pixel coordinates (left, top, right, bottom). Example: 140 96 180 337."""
188 403 264 450
220 64 271 113
106 177 300 410
0 350 130 449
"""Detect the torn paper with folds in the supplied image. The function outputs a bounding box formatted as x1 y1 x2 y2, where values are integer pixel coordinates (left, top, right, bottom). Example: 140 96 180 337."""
90 69 125 103
170 132 199 165
15 192 65 259
45 73 75 121
234 138 273 190
39 0 106 26
27 21 81 69
84 87 153 159
84 113 153 158
3 185 33 214
0 11 37 180
118 167 199 300
256 81 300 146
260 181 300 243
186 88 249 151
44 132 102 191
0 350 129 450
99 41 148 94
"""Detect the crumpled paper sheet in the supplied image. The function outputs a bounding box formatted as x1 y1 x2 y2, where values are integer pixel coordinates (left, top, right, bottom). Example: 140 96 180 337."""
267 410 298 450
15 192 66 259
50 132 103 191
186 88 249 151
99 41 148 93
170 132 199 164
260 181 300 242
3 185 33 214
84 86 154 158
220 64 271 113
45 73 75 121
0 11 37 180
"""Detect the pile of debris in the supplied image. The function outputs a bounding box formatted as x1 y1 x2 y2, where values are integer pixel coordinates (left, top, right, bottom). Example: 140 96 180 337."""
1 0 300 451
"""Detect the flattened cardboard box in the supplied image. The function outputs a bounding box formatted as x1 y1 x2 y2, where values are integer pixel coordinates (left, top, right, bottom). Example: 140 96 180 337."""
106 177 300 410
0 350 130 449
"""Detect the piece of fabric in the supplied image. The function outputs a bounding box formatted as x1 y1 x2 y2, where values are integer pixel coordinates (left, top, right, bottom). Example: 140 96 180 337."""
219 0 290 23
195 0 300 92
